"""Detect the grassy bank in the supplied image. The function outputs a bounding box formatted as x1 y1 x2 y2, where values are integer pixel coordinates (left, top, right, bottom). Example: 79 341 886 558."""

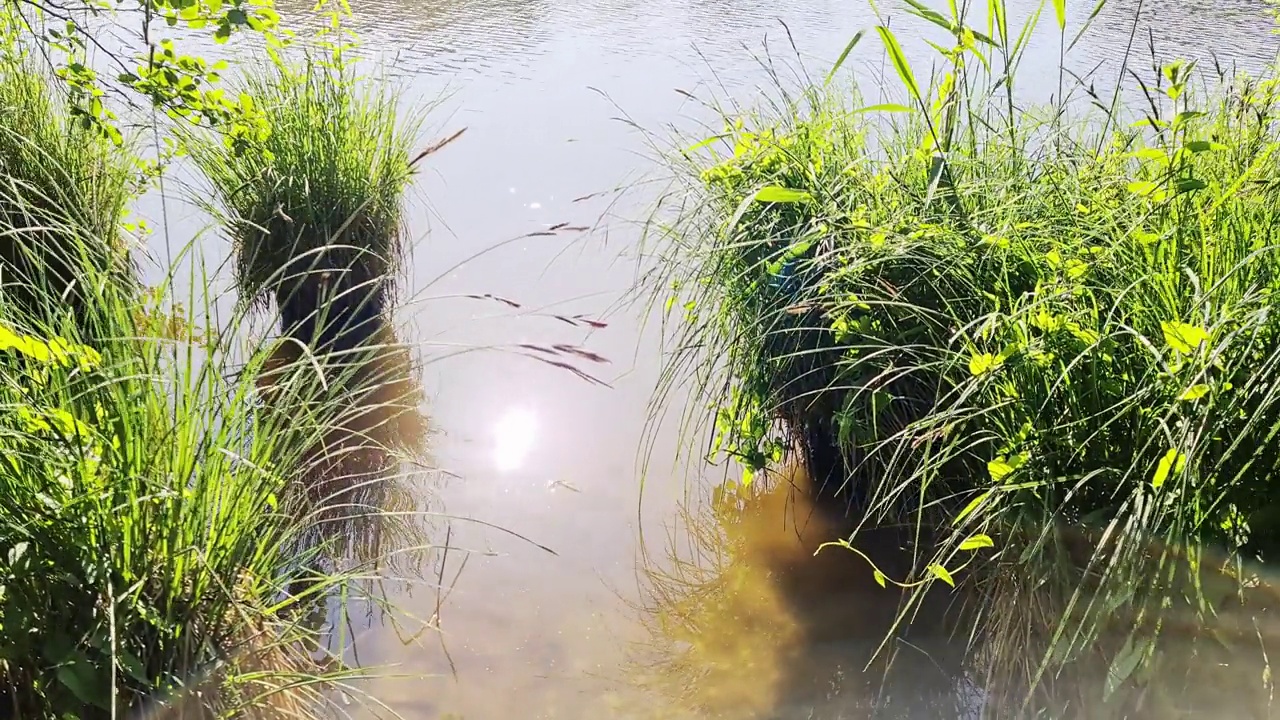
650 1 1280 714
0 22 432 718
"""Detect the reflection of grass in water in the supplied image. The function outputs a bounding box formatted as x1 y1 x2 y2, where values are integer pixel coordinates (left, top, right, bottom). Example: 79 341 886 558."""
259 320 438 589
632 465 972 719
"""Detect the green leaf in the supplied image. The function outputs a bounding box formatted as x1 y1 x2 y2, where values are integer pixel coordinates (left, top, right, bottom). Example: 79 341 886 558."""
1161 321 1208 354
1178 384 1210 402
876 26 922 103
873 569 887 588
926 563 956 587
754 186 812 203
969 352 1002 376
1127 180 1161 196
1152 448 1187 489
57 656 106 708
1105 635 1146 698
953 489 992 525
1185 140 1227 153
958 534 995 551
987 453 1027 483
7 541 29 566
1052 0 1066 30
1175 177 1207 193
850 103 914 115
988 458 1013 482
825 30 865 86
902 0 955 33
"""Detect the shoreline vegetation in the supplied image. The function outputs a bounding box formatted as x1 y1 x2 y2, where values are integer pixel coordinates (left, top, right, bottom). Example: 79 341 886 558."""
647 0 1280 715
5 0 1280 715
0 5 436 717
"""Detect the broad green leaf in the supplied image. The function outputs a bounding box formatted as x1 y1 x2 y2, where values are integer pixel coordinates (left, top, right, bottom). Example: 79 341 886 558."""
825 30 866 86
754 186 812 203
958 534 995 551
7 541 28 565
1127 180 1161 197
1105 635 1146 698
1161 321 1208 354
1178 384 1210 402
1052 0 1066 30
987 453 1027 482
1152 447 1187 489
57 656 106 708
969 352 1002 376
873 569 887 588
1185 140 1227 153
1175 177 1207 193
954 489 993 524
876 26 922 103
926 563 956 587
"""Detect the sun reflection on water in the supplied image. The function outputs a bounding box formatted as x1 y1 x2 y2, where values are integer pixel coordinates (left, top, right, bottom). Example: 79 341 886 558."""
493 406 538 472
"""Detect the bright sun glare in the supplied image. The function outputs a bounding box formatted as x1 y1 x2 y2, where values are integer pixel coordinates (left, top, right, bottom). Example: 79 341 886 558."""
493 406 538 472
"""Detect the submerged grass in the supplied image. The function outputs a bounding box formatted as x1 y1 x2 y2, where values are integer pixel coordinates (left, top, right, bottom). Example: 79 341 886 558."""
649 1 1280 715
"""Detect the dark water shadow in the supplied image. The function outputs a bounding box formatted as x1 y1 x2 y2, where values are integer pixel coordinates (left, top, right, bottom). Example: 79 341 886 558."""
630 464 978 719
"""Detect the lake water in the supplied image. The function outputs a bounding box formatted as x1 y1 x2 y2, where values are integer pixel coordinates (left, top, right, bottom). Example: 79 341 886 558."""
136 0 1280 717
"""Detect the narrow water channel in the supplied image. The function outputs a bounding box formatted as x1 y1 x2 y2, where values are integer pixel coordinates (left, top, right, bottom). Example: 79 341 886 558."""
140 0 1280 717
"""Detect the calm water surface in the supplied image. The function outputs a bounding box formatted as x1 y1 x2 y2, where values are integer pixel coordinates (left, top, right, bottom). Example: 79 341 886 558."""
148 1 1280 717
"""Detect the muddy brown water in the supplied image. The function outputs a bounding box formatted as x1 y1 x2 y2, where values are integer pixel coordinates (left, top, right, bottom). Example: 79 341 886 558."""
124 0 1280 717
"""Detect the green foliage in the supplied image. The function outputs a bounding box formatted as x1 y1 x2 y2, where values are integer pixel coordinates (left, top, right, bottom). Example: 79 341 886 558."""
0 32 139 334
651 0 1280 712
13 0 287 145
0 17 425 716
189 55 423 349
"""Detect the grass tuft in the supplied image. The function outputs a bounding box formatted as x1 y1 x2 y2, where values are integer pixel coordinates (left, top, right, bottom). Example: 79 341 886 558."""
647 2 1280 714
190 56 423 353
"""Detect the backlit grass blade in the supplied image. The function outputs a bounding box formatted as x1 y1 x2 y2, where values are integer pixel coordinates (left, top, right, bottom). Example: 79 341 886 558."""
876 25 922 105
824 30 865 87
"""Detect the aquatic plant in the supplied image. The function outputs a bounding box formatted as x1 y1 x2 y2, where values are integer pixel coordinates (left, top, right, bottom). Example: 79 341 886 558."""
0 91 418 719
0 22 139 333
191 55 424 355
648 0 1280 714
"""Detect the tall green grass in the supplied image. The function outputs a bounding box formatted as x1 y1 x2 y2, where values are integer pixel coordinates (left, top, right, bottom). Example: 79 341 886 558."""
190 56 423 354
649 1 1280 714
0 30 429 719
0 29 139 336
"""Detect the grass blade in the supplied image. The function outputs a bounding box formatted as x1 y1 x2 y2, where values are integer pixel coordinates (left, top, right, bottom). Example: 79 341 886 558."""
824 30 865 87
876 25 922 105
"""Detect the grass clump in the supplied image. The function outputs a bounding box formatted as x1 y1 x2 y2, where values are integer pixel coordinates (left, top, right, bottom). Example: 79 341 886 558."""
0 266 376 717
0 25 139 335
0 32 418 717
190 56 422 354
650 2 1280 715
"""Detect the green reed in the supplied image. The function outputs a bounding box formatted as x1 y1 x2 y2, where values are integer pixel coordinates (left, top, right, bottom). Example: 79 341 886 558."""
189 54 424 353
648 1 1280 715
0 21 139 335
0 24 429 717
